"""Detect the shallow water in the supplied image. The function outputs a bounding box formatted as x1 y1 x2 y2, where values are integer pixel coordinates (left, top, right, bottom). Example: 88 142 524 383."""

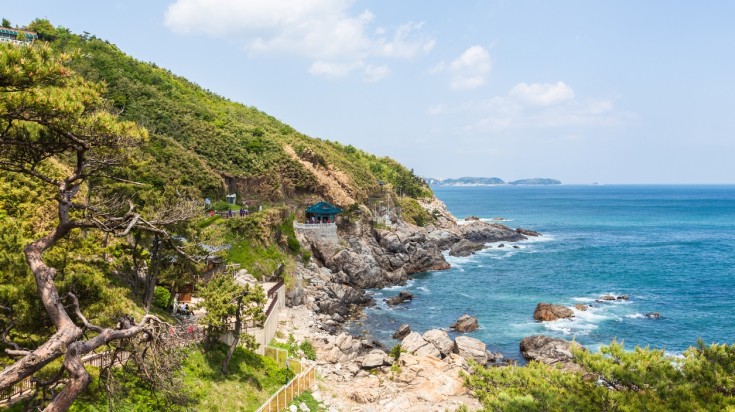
347 185 735 359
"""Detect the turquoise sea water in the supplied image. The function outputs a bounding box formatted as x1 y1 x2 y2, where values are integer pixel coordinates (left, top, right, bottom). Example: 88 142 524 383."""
348 185 735 360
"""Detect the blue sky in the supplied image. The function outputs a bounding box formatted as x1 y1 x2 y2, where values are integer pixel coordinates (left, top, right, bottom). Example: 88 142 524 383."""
4 1 734 183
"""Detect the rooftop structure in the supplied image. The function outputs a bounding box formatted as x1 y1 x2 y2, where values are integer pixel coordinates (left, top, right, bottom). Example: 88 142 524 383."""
0 27 38 45
305 201 342 223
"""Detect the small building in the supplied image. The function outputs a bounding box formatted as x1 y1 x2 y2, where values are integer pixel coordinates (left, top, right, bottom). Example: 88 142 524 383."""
0 27 37 45
306 201 342 223
226 193 237 205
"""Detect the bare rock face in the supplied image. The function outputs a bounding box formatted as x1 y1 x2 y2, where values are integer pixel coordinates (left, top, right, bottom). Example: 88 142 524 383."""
461 221 526 243
451 314 479 332
422 329 454 357
534 303 574 321
393 324 412 340
454 336 488 365
519 335 585 371
401 331 441 358
574 304 588 311
645 312 661 319
448 239 485 257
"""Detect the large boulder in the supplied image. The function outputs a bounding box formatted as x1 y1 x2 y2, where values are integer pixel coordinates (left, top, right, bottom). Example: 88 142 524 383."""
401 331 441 358
448 239 485 257
451 314 479 332
385 290 413 306
361 349 388 369
519 335 584 371
460 221 527 243
422 329 454 357
393 324 412 340
533 303 574 321
454 336 488 364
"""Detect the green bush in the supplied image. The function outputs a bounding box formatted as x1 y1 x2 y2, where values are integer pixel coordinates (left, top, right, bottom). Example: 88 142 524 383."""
300 340 316 361
389 344 402 361
153 285 171 309
212 200 231 211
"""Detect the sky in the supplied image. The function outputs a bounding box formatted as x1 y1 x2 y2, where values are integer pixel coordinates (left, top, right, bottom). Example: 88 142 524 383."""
4 1 735 183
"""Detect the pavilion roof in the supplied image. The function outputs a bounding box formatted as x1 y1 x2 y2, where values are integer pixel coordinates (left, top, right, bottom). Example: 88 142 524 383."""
306 201 342 215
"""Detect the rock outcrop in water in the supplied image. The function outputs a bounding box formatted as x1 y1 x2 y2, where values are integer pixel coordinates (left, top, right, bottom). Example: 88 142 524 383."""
451 314 479 332
534 303 574 321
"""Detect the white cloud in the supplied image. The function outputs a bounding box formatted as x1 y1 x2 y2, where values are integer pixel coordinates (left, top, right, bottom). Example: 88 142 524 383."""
164 0 433 80
309 60 363 78
432 45 492 91
430 82 634 132
363 64 390 82
509 81 575 106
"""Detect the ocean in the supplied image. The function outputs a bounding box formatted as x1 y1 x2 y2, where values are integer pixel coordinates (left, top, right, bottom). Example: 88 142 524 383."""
347 185 735 360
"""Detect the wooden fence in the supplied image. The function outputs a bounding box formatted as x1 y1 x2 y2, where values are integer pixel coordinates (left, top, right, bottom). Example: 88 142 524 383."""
255 363 316 412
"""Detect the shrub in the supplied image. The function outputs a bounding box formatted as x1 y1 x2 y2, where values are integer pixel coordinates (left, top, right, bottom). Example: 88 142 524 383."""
153 286 171 309
300 340 316 361
389 344 402 361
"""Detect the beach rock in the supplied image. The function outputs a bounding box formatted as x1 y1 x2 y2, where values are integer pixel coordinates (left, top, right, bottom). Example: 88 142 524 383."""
451 314 479 332
361 349 388 369
645 312 661 319
513 245 520 249
454 336 488 364
448 239 485 257
520 335 584 371
617 294 630 301
465 216 481 221
534 303 574 321
498 243 505 248
598 295 616 301
516 227 541 237
422 329 454 357
385 290 413 306
393 324 412 340
574 304 588 311
401 332 441 358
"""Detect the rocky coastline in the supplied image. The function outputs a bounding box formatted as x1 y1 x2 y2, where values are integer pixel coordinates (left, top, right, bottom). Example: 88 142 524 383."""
277 196 547 410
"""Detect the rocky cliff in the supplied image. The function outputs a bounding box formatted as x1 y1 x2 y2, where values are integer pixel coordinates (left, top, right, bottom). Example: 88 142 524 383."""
288 195 539 329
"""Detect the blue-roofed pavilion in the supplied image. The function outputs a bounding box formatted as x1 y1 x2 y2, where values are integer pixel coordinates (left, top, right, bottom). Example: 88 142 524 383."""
306 201 342 223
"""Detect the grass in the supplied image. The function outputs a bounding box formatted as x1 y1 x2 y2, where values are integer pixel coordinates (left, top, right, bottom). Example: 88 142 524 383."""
289 391 325 412
181 344 293 411
226 237 288 280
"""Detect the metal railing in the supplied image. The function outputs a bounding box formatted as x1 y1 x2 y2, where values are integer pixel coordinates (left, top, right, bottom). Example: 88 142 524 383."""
293 222 336 230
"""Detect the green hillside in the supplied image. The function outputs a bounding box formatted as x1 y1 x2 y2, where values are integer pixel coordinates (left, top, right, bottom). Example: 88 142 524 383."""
38 20 429 205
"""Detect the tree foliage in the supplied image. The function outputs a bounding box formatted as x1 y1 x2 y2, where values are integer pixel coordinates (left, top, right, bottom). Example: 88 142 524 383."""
464 340 735 411
0 41 199 410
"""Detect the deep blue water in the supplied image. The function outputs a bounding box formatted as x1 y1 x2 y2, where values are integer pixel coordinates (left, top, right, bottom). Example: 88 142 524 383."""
348 185 735 360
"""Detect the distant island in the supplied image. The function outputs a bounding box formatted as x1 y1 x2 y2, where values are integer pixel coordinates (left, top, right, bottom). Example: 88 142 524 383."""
508 178 561 185
427 177 561 186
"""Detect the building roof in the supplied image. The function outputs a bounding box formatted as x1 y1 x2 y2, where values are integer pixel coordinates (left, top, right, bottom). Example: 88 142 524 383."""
306 201 342 215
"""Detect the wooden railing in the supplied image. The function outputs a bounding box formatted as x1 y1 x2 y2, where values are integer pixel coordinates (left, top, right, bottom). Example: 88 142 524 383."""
255 363 316 412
